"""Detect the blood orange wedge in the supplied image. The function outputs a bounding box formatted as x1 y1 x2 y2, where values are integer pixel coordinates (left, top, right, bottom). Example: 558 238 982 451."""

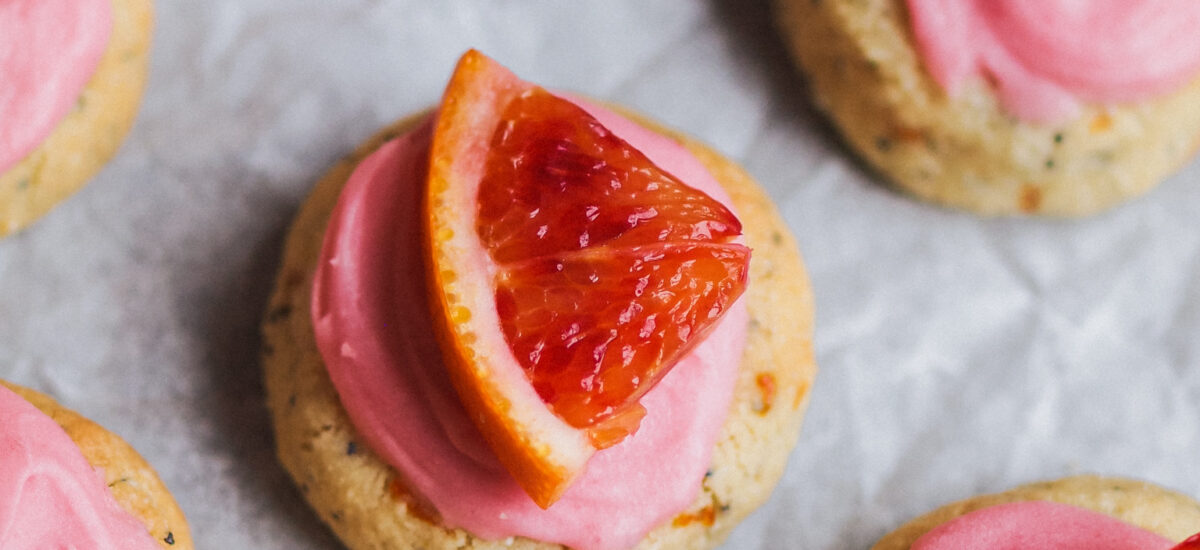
424 50 750 508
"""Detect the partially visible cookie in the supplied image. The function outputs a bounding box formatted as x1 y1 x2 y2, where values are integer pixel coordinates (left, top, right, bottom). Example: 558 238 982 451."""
0 381 193 549
773 0 1200 216
261 107 817 549
874 475 1200 549
0 0 153 237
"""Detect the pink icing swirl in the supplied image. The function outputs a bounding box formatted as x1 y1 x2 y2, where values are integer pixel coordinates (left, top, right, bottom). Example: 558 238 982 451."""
0 0 112 172
912 501 1178 550
311 98 748 549
0 385 160 549
906 0 1200 122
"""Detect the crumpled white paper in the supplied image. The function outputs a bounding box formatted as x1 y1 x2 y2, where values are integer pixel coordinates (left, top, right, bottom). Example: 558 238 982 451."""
1 1 1198 548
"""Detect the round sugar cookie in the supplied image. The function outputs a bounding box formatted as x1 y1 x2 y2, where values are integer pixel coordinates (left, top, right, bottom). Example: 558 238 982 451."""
874 475 1200 549
0 0 153 237
261 109 817 549
0 381 193 549
773 0 1200 216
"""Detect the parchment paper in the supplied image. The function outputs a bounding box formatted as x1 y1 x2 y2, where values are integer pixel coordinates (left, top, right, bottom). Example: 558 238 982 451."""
2 1 1199 548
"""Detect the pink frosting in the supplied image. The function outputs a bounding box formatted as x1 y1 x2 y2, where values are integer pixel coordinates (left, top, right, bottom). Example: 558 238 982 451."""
0 385 160 549
0 0 112 173
912 501 1176 550
906 0 1200 122
311 98 748 549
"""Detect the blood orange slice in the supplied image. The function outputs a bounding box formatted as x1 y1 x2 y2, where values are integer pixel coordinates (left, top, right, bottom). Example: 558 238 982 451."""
424 50 750 508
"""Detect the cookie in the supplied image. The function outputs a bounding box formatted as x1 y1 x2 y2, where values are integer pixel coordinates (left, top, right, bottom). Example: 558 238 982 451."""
261 108 817 548
0 0 153 237
874 475 1200 549
773 0 1200 216
0 381 192 549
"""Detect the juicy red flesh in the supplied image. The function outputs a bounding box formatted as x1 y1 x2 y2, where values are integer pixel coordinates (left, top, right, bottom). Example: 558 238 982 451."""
1173 534 1200 550
478 88 750 445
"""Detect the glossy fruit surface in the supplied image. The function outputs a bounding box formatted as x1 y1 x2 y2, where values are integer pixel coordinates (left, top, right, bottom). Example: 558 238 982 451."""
481 88 748 445
425 50 748 507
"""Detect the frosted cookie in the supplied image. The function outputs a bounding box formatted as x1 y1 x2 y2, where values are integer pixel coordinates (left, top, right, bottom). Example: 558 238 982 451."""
0 381 192 548
774 0 1200 216
874 475 1200 550
0 0 153 237
262 50 816 549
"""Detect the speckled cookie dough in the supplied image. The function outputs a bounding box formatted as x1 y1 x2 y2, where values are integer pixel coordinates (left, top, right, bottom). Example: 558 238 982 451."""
874 475 1200 549
261 110 817 549
773 0 1200 216
0 0 153 237
0 381 193 549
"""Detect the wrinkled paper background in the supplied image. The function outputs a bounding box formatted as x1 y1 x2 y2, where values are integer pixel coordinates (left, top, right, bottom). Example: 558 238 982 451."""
2 1 1199 548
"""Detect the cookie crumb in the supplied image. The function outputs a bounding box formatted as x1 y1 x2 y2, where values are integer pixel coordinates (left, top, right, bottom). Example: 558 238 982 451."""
1090 113 1113 134
1019 184 1042 213
672 504 716 527
891 125 925 144
755 373 777 415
